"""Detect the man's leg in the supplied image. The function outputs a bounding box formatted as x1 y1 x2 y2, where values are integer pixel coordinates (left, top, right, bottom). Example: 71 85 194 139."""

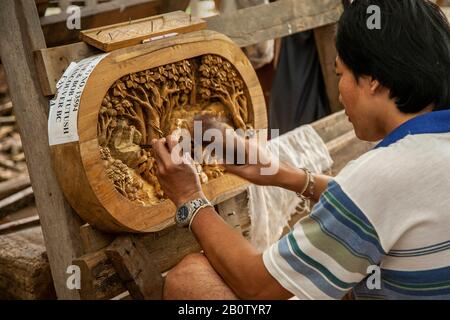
164 253 238 300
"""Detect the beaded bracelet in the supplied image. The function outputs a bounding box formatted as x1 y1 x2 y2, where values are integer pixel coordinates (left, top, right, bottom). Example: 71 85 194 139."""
296 168 315 200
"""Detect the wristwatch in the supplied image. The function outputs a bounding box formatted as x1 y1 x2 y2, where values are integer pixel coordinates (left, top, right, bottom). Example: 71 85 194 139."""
175 197 212 230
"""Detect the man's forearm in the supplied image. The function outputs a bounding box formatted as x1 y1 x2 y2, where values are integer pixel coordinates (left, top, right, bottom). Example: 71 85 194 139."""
270 163 333 202
190 207 292 299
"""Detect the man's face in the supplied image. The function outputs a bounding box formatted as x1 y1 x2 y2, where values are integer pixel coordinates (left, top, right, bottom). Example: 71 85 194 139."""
335 57 385 142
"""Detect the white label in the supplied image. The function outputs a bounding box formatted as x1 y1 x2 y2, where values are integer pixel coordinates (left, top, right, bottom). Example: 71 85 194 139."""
48 53 109 146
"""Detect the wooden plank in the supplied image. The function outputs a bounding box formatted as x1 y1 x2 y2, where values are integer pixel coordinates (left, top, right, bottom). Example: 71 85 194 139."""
105 236 164 300
80 11 207 52
40 0 191 47
0 175 31 201
0 186 34 218
314 23 342 113
80 223 114 254
0 0 84 299
34 42 100 96
205 0 343 47
311 110 353 143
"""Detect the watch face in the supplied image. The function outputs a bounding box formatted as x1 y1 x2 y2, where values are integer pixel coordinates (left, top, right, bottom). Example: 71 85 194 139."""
177 206 190 223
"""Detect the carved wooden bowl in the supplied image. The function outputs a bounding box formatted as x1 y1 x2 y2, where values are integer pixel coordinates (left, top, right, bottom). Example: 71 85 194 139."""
51 31 267 233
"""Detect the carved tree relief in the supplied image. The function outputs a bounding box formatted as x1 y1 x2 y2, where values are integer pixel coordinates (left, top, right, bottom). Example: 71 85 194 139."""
97 54 253 205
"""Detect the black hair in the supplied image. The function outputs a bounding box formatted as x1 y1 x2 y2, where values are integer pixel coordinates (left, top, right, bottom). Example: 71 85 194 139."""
336 0 450 113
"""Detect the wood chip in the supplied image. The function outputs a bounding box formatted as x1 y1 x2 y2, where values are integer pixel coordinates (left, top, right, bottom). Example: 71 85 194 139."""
0 126 14 140
0 158 20 172
0 115 15 125
0 214 39 235
0 101 12 115
11 152 25 162
0 169 16 182
0 174 31 201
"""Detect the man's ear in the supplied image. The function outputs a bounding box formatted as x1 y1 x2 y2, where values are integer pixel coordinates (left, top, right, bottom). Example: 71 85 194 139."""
369 77 382 95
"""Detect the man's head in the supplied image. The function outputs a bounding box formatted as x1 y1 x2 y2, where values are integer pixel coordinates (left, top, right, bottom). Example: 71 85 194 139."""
335 0 450 141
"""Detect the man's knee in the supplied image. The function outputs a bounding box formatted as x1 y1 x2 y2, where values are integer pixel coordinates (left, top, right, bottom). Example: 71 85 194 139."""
163 253 237 300
164 253 211 298
166 253 208 281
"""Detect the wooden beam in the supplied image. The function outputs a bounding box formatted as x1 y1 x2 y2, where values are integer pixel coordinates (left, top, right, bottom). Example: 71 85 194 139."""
34 42 100 96
105 236 164 300
311 110 352 144
0 0 84 299
314 23 342 113
205 0 343 47
79 223 114 254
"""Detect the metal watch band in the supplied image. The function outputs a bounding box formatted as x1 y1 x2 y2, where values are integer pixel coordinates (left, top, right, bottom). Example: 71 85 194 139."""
175 197 212 228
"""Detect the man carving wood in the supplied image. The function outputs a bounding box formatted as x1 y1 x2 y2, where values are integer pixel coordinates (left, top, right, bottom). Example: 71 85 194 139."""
153 0 450 300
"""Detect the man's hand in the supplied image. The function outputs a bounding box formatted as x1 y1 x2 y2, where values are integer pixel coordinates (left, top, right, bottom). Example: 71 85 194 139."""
197 115 277 186
151 136 204 207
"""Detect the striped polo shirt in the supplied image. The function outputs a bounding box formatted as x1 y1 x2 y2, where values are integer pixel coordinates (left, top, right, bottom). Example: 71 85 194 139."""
263 110 450 300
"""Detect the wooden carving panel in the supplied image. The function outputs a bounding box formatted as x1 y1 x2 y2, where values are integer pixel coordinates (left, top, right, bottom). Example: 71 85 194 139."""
51 31 267 233
98 54 254 206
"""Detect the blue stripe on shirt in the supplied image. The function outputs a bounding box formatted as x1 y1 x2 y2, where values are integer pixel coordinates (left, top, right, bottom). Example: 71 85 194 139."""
277 236 348 299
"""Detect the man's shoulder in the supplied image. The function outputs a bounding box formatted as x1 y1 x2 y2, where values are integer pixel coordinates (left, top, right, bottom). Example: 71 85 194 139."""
330 133 450 250
336 132 450 187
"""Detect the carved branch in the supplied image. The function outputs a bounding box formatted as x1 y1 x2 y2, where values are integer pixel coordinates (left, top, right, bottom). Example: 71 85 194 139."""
237 95 249 125
125 91 152 111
